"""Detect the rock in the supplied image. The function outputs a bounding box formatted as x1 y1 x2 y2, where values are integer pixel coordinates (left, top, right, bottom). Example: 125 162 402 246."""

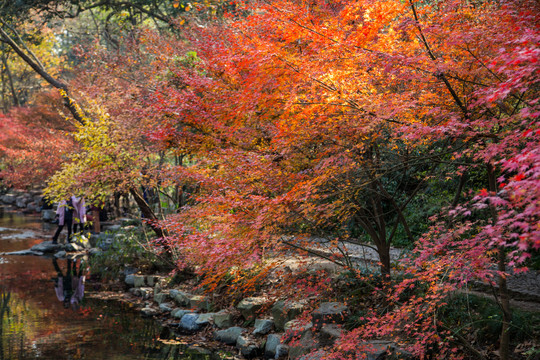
275 344 289 359
154 292 169 305
88 248 102 256
186 346 213 356
72 235 91 249
1 249 43 256
138 287 154 299
15 196 28 208
54 250 67 258
141 307 159 317
253 319 274 336
31 241 63 253
264 334 283 358
288 331 318 360
237 297 268 321
236 335 261 358
89 234 100 247
42 209 56 222
170 290 193 307
104 224 122 232
26 202 38 212
214 326 246 345
159 302 174 312
299 350 328 360
98 236 115 251
271 300 305 331
132 275 146 288
359 341 414 360
125 274 135 286
189 295 210 311
2 194 16 204
214 310 234 328
179 313 201 332
64 242 84 252
33 194 43 204
311 302 349 330
319 324 342 347
283 320 313 343
195 312 215 326
146 275 158 287
171 309 193 319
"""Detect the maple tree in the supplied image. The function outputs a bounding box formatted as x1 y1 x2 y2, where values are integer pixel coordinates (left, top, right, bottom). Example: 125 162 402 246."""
0 0 538 358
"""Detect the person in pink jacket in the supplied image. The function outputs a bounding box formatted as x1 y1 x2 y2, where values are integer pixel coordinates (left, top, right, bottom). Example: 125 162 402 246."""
71 196 86 234
52 198 74 244
53 258 86 310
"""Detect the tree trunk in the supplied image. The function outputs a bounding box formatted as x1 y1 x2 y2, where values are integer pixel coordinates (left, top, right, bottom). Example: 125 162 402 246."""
1 52 18 106
129 187 164 239
487 163 512 360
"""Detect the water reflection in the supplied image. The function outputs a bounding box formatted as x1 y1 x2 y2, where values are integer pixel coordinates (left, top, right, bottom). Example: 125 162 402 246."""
52 258 86 311
0 209 220 360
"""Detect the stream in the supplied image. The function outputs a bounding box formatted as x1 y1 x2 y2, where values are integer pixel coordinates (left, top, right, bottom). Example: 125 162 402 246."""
0 207 216 360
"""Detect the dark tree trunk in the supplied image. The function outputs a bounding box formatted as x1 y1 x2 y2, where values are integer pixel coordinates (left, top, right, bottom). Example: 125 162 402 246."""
129 187 164 239
487 164 512 360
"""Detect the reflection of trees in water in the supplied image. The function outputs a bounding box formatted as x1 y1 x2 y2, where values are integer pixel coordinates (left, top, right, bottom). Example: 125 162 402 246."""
0 289 10 360
0 287 216 359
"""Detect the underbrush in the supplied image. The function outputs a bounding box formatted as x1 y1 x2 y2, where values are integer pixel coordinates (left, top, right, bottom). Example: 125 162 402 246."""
89 226 173 282
439 293 540 358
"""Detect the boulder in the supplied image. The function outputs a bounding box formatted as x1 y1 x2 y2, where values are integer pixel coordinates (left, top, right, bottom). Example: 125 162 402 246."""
275 344 289 359
214 326 246 345
31 241 63 253
358 341 414 360
236 335 261 358
54 250 67 258
159 302 174 312
237 297 268 321
125 274 136 286
15 196 28 208
133 275 146 288
141 307 159 317
2 194 16 204
213 310 234 328
264 334 283 358
271 300 305 331
283 320 313 343
1 249 43 256
319 324 343 347
42 209 56 222
89 248 102 257
189 295 210 311
136 287 153 299
154 292 169 305
288 331 318 360
311 302 349 330
186 346 213 356
170 290 193 307
104 224 122 232
299 350 328 360
171 309 193 319
252 319 274 336
26 202 38 212
195 312 215 326
65 243 84 252
145 275 158 287
72 236 92 249
179 313 202 332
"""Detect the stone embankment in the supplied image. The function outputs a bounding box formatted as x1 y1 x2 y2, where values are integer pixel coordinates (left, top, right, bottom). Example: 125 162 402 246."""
122 275 412 359
1 189 44 213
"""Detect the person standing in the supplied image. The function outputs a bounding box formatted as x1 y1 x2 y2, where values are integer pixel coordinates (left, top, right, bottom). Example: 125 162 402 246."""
52 198 74 244
71 195 86 234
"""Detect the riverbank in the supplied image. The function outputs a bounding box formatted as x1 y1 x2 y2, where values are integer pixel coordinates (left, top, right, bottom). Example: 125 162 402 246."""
1 189 539 360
